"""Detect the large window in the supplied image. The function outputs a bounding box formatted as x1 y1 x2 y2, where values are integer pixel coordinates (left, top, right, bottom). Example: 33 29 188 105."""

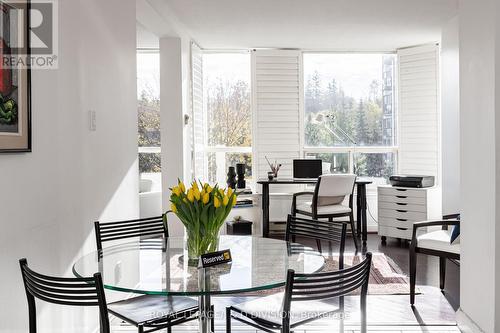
137 50 161 191
202 53 252 184
303 53 397 183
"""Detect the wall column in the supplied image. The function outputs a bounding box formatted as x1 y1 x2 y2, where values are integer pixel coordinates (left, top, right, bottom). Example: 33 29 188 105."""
160 36 185 236
458 0 499 332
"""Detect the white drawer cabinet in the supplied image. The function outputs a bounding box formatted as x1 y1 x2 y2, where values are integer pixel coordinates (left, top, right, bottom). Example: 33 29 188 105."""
377 186 441 241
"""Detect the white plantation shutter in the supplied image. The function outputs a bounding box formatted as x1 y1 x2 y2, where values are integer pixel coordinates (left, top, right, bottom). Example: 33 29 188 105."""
252 50 302 190
397 45 440 180
191 42 205 179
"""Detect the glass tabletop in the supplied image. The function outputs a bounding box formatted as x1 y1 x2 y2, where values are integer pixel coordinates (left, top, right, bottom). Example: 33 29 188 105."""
73 236 325 296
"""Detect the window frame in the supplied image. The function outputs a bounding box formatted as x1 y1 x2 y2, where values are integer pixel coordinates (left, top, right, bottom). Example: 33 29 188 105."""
300 51 399 187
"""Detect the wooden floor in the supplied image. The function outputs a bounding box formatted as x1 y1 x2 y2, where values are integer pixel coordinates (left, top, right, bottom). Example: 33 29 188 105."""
112 234 460 332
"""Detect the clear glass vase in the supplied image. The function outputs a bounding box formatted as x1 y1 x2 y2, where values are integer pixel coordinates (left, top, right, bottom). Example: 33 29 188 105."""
186 229 220 266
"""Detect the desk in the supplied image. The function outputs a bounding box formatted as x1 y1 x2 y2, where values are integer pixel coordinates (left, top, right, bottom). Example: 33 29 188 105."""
73 236 325 333
257 178 373 246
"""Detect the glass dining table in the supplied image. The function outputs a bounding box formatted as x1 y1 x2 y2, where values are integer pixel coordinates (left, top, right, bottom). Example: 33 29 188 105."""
73 235 325 333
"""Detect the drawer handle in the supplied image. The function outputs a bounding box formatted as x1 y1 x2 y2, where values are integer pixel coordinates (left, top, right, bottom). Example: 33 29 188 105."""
396 218 407 222
396 203 407 206
396 195 407 199
396 227 408 231
396 210 408 213
396 189 407 192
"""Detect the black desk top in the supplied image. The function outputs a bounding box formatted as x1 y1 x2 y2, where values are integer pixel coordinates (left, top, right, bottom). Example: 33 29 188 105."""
257 178 373 185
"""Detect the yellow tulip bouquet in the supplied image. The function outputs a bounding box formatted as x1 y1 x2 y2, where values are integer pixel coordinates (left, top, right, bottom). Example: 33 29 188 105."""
169 180 237 262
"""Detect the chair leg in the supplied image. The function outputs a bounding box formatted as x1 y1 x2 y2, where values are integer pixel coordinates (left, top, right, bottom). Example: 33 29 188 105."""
409 248 417 306
226 307 231 333
360 293 367 333
350 212 359 251
439 257 446 291
28 299 36 333
210 305 215 332
328 217 333 255
316 239 322 253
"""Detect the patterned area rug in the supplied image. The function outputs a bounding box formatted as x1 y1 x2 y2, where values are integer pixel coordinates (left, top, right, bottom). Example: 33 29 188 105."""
244 253 420 296
325 253 419 295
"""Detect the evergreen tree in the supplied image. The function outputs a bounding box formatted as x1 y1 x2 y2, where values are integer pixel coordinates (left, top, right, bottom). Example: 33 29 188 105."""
305 71 322 113
354 99 369 145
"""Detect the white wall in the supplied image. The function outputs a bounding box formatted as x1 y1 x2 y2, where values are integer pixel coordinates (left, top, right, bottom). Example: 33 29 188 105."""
458 0 498 332
441 17 460 215
0 0 139 332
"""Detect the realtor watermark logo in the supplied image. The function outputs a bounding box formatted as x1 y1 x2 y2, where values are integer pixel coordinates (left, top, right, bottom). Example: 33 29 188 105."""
0 0 58 69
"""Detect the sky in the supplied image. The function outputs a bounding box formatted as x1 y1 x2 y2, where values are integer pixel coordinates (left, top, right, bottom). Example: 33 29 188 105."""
136 51 393 100
304 53 391 100
137 52 160 99
203 53 251 85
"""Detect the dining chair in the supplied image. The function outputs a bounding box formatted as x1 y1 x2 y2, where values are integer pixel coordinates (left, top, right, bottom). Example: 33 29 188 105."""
19 258 111 333
409 215 460 306
226 252 372 333
285 214 347 266
94 215 210 333
291 173 358 251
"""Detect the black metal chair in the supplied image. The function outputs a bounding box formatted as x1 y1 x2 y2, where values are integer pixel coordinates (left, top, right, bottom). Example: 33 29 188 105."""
409 214 460 306
286 214 347 266
226 252 372 333
94 215 210 333
19 258 111 333
291 174 358 251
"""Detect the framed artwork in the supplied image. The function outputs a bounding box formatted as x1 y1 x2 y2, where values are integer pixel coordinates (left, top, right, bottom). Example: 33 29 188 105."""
0 0 32 153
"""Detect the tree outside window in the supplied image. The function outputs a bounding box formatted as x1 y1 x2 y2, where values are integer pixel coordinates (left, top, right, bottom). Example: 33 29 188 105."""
137 51 161 191
203 53 252 184
303 53 396 182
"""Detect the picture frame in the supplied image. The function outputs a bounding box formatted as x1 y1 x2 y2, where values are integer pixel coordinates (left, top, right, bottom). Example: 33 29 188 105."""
0 0 32 153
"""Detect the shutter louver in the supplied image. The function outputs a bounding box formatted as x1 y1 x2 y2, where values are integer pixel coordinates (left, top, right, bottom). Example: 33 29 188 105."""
191 42 205 179
398 45 440 179
253 50 302 191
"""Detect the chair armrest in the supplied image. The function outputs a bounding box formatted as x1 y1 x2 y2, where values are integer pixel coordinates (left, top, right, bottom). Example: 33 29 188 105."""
291 192 314 214
292 192 315 198
443 213 460 220
410 220 460 249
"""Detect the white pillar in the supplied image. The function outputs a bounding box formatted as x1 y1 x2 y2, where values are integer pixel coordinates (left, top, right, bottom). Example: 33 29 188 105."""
441 17 460 215
457 1 500 332
160 36 185 236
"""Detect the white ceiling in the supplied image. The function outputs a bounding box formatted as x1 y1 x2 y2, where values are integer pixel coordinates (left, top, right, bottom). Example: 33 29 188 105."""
161 0 458 50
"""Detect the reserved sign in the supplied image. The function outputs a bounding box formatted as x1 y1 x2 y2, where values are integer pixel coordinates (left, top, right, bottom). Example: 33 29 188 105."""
200 249 232 268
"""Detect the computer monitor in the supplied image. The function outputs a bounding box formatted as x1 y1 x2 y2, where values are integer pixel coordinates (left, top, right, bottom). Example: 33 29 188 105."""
293 159 323 179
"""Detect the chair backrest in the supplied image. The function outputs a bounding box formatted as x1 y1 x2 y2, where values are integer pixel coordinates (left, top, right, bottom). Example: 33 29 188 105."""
316 174 356 198
285 215 347 253
19 258 110 333
282 252 372 322
94 215 168 251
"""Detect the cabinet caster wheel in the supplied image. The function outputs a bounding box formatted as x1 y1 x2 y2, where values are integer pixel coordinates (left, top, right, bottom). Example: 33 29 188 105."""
381 236 387 245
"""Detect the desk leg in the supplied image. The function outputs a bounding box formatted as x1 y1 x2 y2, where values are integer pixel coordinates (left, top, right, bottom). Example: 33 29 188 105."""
262 183 270 238
359 184 368 247
356 188 362 237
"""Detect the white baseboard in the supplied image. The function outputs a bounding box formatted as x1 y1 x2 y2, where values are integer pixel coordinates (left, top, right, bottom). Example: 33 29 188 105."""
456 308 485 333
